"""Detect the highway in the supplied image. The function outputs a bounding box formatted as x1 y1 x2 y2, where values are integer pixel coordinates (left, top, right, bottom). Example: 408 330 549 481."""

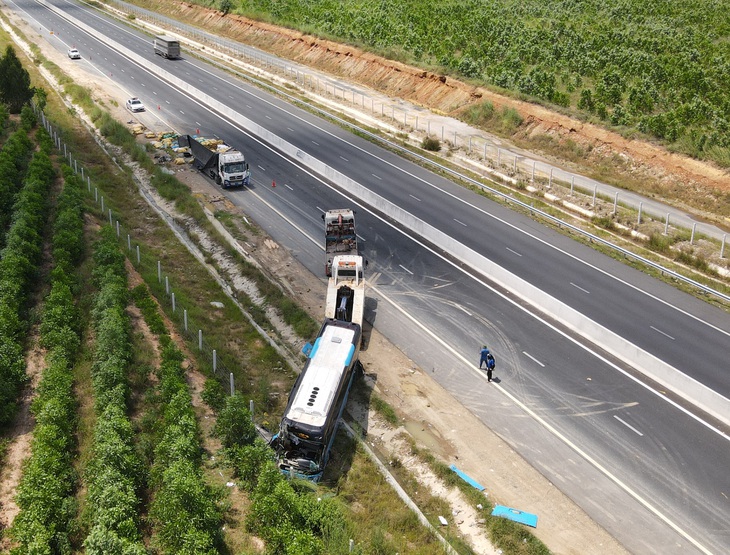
6 0 730 553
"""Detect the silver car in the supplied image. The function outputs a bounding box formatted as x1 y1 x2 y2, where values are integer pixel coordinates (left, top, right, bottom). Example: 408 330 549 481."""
67 48 80 59
126 97 145 112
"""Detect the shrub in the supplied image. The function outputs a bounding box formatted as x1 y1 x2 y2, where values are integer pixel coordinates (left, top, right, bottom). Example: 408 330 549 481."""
421 136 441 151
201 377 226 412
213 393 257 449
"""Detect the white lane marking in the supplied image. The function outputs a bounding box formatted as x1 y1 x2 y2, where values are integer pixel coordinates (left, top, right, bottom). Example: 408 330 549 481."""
650 326 675 341
311 141 319 146
506 247 522 256
372 174 382 180
340 155 349 162
165 100 170 104
453 219 467 227
571 282 590 294
179 111 185 115
287 127 295 132
195 121 201 127
410 194 422 202
522 351 545 367
153 91 158 95
257 165 266 172
284 184 293 191
399 264 413 275
614 415 644 436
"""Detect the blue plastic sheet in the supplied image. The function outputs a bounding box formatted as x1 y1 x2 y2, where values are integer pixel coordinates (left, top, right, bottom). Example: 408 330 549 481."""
449 464 485 491
491 505 538 528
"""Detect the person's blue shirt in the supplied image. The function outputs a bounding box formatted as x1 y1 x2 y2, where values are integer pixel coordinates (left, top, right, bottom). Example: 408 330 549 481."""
479 346 490 366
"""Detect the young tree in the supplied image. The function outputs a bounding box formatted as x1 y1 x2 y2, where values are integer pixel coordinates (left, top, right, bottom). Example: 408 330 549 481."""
0 46 34 113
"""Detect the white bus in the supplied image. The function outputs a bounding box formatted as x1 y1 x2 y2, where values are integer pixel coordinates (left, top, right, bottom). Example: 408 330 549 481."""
273 318 361 481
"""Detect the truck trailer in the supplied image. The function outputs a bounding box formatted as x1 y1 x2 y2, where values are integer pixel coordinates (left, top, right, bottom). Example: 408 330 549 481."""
325 255 365 327
153 35 180 59
178 134 251 189
323 209 358 276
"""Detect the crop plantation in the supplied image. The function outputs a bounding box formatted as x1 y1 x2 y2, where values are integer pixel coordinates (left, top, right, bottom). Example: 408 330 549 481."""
210 0 730 166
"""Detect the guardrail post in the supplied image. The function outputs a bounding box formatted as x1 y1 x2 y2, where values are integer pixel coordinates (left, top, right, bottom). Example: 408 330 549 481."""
664 213 670 235
229 372 234 395
184 309 188 331
613 192 618 215
690 222 697 245
213 349 217 373
592 185 597 207
199 329 203 351
136 245 140 265
638 202 643 224
171 292 175 312
158 260 161 282
250 399 254 421
570 176 575 196
127 234 131 251
165 276 169 295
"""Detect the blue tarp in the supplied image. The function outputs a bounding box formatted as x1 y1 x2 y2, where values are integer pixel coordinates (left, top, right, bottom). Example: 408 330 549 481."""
491 505 538 528
450 464 485 491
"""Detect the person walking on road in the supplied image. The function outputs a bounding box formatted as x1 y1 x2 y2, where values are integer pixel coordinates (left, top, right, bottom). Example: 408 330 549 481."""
479 346 490 369
486 352 496 382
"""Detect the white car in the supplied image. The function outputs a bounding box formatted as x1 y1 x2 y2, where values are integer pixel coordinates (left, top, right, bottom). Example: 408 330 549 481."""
67 48 80 59
126 97 145 112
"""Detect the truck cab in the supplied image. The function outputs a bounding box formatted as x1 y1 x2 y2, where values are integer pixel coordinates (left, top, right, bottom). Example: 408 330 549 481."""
218 151 250 188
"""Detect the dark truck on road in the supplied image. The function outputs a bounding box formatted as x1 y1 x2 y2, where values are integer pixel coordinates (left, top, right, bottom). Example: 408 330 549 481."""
153 35 180 59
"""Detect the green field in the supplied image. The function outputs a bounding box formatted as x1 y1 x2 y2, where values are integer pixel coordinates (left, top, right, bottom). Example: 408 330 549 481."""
222 0 730 165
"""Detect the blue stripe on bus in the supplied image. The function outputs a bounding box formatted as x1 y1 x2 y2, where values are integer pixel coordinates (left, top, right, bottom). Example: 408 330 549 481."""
309 337 322 359
344 344 355 366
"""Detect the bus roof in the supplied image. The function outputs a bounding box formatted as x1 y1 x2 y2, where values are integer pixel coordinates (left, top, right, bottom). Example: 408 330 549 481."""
285 322 357 429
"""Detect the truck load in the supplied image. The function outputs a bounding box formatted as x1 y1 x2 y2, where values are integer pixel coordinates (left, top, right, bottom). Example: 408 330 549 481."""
325 255 365 327
178 134 251 189
153 35 180 59
324 209 358 276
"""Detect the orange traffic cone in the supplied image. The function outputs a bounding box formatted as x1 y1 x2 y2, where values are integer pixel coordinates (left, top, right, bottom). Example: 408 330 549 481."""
272 180 276 187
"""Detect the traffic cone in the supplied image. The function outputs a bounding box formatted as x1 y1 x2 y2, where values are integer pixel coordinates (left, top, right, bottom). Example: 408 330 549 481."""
272 180 276 187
